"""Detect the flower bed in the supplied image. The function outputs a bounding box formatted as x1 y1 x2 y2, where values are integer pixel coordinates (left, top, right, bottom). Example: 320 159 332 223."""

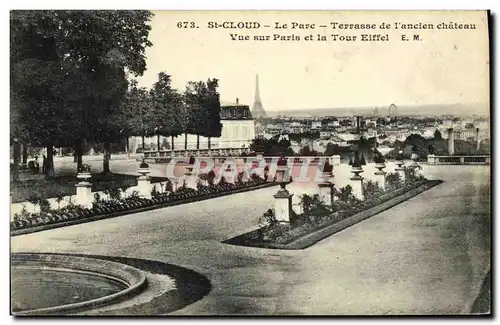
223 178 443 250
11 178 278 236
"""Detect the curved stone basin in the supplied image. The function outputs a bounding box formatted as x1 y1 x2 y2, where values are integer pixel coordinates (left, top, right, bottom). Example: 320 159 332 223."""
11 253 147 315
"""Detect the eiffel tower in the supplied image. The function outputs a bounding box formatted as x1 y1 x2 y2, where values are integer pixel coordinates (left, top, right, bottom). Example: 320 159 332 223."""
251 74 266 118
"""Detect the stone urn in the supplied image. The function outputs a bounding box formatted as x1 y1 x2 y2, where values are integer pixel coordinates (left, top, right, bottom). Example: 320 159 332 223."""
322 161 334 182
395 160 405 169
275 167 287 185
138 161 151 177
374 163 386 173
77 164 92 182
275 157 288 185
77 172 91 182
351 165 363 178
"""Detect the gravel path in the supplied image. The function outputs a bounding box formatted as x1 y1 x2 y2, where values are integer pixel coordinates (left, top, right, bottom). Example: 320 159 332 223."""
11 165 490 315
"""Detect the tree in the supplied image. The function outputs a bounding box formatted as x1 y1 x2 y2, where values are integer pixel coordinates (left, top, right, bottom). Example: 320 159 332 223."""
150 72 183 151
184 81 208 150
11 10 154 176
249 136 294 156
403 134 429 159
120 79 153 152
204 78 222 149
434 129 443 140
298 145 318 156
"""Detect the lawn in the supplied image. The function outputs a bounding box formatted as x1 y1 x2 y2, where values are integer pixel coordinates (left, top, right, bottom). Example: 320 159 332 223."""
10 173 169 203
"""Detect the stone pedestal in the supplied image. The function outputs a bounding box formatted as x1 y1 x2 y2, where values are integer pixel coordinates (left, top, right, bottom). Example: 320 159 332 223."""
137 167 151 199
137 176 151 198
275 166 289 183
447 128 455 155
273 186 293 224
427 154 436 165
330 155 341 166
350 167 364 201
75 181 92 209
373 163 386 191
318 182 334 206
394 160 405 181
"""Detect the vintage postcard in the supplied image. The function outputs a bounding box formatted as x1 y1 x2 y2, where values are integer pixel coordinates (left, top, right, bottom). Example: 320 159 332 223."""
10 10 491 316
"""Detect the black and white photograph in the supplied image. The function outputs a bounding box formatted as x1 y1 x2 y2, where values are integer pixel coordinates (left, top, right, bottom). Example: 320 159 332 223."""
9 9 491 316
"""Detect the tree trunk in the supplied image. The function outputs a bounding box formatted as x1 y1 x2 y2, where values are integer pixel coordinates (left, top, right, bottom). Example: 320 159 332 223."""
141 136 145 150
157 134 161 151
196 135 200 149
75 140 83 171
12 140 21 181
22 142 28 167
126 136 130 153
171 136 175 151
208 137 211 149
103 141 111 174
184 133 188 150
73 149 77 162
45 143 55 178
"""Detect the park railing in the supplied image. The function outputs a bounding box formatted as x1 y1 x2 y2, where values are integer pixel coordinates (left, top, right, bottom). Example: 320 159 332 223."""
426 154 490 165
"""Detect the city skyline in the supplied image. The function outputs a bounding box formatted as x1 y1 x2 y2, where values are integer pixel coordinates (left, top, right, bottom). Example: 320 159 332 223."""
137 10 489 113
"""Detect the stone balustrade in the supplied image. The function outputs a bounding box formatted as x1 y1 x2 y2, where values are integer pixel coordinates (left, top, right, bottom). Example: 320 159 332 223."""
426 154 490 165
142 147 252 160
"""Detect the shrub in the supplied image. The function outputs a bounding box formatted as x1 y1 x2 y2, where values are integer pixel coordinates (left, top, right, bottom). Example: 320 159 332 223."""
298 193 332 222
251 173 261 181
39 199 51 213
164 180 173 192
78 163 91 173
108 188 121 201
237 171 246 184
363 180 384 199
335 185 357 204
27 193 41 206
258 209 278 228
207 170 216 186
55 191 65 209
196 180 205 191
120 184 130 198
386 172 402 189
151 185 160 198
264 166 270 181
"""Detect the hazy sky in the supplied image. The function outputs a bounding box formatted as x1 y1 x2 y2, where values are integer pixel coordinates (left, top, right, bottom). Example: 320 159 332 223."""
137 10 489 111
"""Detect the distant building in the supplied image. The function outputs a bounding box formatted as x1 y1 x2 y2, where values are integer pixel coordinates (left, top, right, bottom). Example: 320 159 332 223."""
311 121 322 130
166 98 256 150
